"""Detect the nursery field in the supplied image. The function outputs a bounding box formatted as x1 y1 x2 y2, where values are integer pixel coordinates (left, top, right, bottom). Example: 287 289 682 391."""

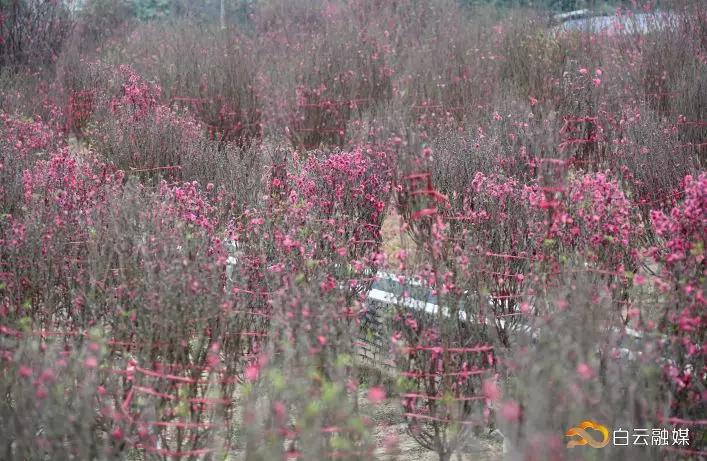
0 1 705 460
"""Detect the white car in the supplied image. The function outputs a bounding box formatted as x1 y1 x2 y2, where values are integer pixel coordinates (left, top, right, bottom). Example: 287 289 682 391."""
552 11 682 36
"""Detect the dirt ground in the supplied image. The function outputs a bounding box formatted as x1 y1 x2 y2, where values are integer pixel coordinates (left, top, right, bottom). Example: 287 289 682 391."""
380 205 418 263
362 391 504 461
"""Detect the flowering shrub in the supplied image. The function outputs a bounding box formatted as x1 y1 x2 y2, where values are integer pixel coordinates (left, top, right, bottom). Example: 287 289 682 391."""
116 21 261 147
1 147 264 457
497 268 668 461
89 64 211 182
0 340 116 459
650 173 706 422
108 64 161 120
1 148 122 327
526 171 641 268
0 112 62 213
1 2 705 460
287 146 393 251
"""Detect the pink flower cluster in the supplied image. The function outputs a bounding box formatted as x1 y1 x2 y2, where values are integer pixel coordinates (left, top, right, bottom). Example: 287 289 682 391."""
293 147 391 221
22 148 123 232
160 180 219 234
0 112 59 157
650 174 705 407
651 173 706 271
109 65 161 120
527 171 641 269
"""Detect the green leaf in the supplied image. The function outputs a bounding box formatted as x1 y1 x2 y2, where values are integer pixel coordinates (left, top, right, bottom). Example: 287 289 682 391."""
321 382 340 403
18 316 32 332
329 435 352 450
268 369 286 391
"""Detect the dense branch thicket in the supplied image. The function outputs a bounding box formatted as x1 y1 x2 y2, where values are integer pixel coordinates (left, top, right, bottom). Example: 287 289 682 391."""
0 1 704 460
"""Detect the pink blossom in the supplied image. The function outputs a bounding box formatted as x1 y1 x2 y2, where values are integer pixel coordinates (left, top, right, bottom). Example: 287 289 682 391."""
273 401 287 423
576 363 594 380
35 386 47 400
111 427 124 441
245 364 259 381
483 378 501 402
368 386 386 403
499 400 522 422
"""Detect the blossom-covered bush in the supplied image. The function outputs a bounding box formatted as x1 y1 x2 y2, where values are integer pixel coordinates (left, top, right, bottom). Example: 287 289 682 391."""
0 113 62 213
89 65 208 182
650 173 706 423
1 2 705 460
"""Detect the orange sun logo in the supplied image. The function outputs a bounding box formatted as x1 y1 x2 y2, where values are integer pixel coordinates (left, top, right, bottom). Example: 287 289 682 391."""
565 420 610 448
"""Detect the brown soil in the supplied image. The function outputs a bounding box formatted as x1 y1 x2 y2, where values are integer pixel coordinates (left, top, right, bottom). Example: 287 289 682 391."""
380 205 418 264
364 393 504 461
